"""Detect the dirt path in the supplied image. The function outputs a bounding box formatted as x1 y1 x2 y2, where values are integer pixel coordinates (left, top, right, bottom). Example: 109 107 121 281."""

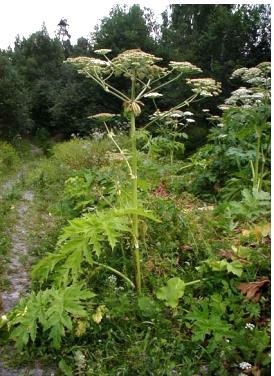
0 154 56 375
1 191 33 313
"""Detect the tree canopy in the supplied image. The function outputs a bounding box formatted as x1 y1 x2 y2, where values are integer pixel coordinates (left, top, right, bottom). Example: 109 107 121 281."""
0 4 270 143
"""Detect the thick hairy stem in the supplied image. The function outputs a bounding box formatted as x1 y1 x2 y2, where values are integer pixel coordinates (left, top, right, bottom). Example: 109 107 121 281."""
130 74 141 295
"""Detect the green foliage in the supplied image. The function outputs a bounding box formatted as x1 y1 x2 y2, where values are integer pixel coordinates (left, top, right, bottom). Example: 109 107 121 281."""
156 277 185 308
137 296 161 317
186 294 233 342
52 138 110 170
0 142 20 177
91 5 156 55
62 169 115 215
203 258 243 277
0 8 271 373
32 206 158 285
161 5 270 86
217 188 271 223
182 62 270 200
32 208 131 284
0 54 32 138
6 284 94 350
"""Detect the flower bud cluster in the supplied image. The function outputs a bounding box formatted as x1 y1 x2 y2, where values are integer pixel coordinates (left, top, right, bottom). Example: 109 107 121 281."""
169 61 202 74
186 78 221 97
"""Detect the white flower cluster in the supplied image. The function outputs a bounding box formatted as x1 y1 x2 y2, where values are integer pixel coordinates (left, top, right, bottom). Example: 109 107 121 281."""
92 131 105 141
218 104 230 111
239 362 252 370
170 110 184 118
144 92 163 98
111 49 166 79
206 115 221 122
65 56 110 76
225 86 267 107
230 62 270 90
150 109 196 126
74 350 86 372
231 67 248 79
184 111 195 123
108 274 117 285
94 49 112 55
169 61 202 74
245 323 255 330
186 78 221 97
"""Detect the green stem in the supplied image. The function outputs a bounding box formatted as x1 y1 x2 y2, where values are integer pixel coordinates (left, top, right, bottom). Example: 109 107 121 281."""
104 122 133 177
141 72 183 99
259 144 266 191
250 160 255 183
130 73 142 295
87 72 129 102
92 261 135 289
185 279 204 287
170 150 174 165
143 93 198 130
254 126 262 191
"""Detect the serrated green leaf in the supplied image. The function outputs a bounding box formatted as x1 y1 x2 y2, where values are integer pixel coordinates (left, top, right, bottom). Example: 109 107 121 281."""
8 285 94 350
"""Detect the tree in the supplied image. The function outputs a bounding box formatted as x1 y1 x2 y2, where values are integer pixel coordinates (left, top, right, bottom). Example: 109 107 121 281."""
0 54 32 138
160 5 271 88
91 5 157 55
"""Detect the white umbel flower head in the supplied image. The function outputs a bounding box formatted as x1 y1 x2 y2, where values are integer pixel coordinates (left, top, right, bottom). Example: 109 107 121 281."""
245 323 255 330
186 118 195 123
230 67 248 80
186 78 221 97
183 111 194 116
65 56 110 77
144 92 163 98
94 49 112 55
239 362 252 370
170 111 184 118
169 61 202 74
111 49 165 79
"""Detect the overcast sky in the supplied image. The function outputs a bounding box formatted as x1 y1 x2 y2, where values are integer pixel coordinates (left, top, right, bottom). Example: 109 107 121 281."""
0 0 172 50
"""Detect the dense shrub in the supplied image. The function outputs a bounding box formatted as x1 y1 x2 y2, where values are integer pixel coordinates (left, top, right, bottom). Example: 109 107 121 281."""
0 142 20 178
51 138 111 170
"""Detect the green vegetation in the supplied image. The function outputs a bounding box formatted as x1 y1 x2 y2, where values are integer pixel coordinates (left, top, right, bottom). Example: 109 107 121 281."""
0 4 271 376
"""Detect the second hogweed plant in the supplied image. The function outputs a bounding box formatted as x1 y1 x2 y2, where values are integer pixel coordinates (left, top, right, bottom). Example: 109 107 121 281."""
31 49 220 296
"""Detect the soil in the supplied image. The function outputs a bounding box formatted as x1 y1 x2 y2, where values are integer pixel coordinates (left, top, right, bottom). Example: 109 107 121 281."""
0 153 56 376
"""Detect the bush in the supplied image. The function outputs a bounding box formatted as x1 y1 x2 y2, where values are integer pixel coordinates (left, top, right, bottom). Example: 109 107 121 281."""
0 141 20 177
51 138 111 170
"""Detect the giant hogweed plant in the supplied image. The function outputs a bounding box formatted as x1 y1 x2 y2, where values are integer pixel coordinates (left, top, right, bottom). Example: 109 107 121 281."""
1 49 221 353
32 49 220 296
206 62 270 200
